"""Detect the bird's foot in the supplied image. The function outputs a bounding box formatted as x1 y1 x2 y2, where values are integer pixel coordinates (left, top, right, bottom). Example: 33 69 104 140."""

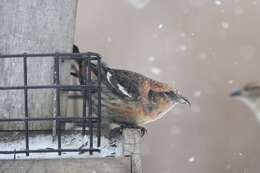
109 127 122 140
137 126 147 137
78 141 88 155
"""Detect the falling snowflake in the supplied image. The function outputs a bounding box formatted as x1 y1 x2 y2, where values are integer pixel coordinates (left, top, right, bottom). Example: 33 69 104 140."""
188 156 195 162
235 152 243 156
179 44 187 51
151 67 161 75
215 0 222 6
107 36 112 43
227 80 234 84
158 24 164 29
180 32 186 37
148 56 155 62
127 0 150 9
193 91 202 97
221 22 229 29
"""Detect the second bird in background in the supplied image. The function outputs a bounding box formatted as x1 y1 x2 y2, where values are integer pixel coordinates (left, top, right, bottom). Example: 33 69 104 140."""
231 82 260 123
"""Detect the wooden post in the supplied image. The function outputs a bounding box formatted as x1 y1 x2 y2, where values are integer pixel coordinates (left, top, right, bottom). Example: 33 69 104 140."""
123 129 143 173
0 0 78 130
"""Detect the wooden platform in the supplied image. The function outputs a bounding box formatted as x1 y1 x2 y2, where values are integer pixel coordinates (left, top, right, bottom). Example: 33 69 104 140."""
0 157 131 173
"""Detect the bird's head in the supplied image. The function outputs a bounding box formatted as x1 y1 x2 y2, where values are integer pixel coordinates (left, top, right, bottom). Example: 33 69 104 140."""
230 82 260 108
230 82 260 123
147 89 190 121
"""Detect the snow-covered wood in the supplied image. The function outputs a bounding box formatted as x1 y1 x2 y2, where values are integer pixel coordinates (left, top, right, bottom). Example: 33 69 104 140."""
0 131 122 159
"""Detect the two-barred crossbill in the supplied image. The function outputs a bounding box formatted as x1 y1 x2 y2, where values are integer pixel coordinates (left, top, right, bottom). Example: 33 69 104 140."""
71 45 190 137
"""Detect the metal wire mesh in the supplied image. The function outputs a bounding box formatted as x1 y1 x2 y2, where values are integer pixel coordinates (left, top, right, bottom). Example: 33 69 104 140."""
0 52 102 156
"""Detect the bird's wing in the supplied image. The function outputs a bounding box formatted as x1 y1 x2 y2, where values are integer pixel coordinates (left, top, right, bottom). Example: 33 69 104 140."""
90 64 141 100
103 69 141 100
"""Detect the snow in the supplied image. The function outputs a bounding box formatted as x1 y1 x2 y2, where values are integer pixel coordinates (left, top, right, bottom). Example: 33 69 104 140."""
193 91 202 97
234 152 244 156
180 32 186 37
158 24 164 29
147 56 155 62
179 44 187 51
221 22 230 29
127 0 150 9
215 0 222 6
0 133 123 160
227 80 234 84
151 67 161 75
188 156 195 163
107 36 112 43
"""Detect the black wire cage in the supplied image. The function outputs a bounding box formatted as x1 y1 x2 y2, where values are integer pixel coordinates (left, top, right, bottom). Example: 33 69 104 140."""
0 52 102 157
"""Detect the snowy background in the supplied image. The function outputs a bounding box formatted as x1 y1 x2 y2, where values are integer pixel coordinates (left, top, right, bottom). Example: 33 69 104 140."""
75 0 260 172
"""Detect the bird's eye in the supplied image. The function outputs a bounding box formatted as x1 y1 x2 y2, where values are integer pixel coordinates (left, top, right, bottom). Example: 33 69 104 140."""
148 90 155 100
148 90 166 103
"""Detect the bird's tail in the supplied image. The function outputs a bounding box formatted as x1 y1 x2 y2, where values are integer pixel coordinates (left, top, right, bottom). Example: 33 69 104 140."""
71 44 108 82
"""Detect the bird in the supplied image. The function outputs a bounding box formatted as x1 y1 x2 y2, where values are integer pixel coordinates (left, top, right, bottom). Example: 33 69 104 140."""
71 45 190 137
231 81 260 123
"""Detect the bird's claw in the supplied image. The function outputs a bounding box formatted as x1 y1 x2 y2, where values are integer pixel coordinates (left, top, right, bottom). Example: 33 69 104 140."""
138 126 147 137
78 141 88 155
